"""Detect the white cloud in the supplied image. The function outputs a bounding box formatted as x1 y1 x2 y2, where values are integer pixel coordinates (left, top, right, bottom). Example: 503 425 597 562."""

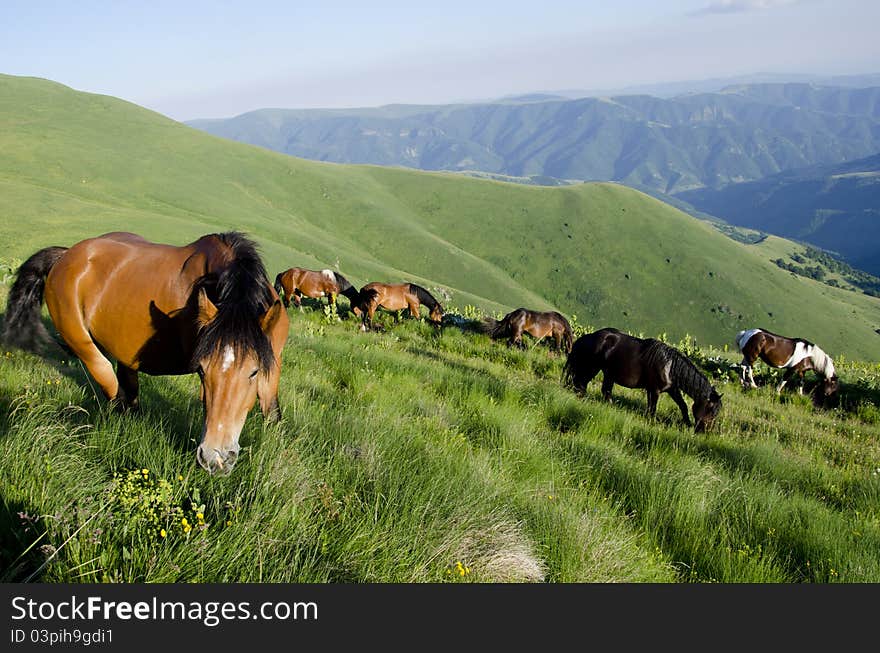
690 0 805 16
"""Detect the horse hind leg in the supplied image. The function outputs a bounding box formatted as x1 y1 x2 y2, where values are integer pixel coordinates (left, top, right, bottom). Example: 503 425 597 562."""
601 375 615 402
53 322 120 404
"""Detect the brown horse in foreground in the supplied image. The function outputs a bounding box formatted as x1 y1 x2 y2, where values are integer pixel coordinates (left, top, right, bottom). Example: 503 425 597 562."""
481 308 573 353
2 232 289 475
564 328 722 433
274 267 360 313
355 282 443 331
735 328 839 405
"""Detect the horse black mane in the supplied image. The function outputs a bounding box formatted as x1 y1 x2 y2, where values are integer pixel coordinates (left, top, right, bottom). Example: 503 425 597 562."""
643 340 713 401
408 283 441 311
334 272 360 302
190 232 276 372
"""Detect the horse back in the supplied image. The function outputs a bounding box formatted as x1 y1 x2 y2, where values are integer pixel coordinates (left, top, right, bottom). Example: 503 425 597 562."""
44 233 220 371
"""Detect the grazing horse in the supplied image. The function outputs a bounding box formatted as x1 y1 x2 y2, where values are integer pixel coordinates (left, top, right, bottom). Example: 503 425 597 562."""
563 328 723 432
355 282 443 331
735 328 839 404
480 308 573 353
274 267 360 313
2 232 289 476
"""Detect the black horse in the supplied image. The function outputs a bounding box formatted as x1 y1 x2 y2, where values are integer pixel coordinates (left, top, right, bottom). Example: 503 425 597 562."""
563 328 723 432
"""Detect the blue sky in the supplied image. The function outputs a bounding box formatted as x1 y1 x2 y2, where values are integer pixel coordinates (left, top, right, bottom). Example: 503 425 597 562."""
2 0 878 120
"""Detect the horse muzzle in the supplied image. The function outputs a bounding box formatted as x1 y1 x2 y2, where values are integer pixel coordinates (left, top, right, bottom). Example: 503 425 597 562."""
196 442 240 476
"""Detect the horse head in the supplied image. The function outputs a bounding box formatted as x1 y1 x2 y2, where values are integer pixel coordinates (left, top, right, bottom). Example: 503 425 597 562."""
428 301 444 325
693 387 723 433
813 374 840 408
192 288 285 476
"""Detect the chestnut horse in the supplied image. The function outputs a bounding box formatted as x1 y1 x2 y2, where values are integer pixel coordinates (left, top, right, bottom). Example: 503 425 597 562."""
735 328 839 405
563 328 723 432
355 282 443 331
480 308 573 353
274 267 360 313
2 232 289 475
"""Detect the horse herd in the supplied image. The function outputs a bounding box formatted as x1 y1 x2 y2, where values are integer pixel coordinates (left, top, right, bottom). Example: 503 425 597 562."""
2 231 840 476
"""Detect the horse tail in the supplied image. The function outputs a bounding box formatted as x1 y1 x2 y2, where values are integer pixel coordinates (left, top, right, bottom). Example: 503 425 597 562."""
477 317 500 336
562 320 573 354
479 313 513 340
354 287 380 313
2 246 68 351
274 272 289 308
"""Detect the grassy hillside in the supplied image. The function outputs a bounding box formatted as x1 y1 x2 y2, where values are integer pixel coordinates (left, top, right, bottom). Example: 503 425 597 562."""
1 74 880 584
2 309 879 583
2 74 879 359
676 154 880 275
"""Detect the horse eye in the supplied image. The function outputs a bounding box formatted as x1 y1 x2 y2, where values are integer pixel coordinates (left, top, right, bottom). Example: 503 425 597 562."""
249 369 259 379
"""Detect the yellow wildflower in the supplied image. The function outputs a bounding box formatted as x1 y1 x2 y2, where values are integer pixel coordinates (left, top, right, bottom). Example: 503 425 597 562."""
196 512 204 521
181 517 188 526
160 529 167 538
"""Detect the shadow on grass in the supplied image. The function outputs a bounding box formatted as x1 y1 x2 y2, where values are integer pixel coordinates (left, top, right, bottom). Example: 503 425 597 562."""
0 494 52 582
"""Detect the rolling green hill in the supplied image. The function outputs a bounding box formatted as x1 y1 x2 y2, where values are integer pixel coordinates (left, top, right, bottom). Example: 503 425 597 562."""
187 83 880 195
2 73 880 359
676 153 880 275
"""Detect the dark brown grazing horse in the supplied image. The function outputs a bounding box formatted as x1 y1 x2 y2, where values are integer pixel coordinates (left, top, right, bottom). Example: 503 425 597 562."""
2 232 289 476
354 282 443 331
480 308 573 353
735 328 839 405
274 267 360 313
563 327 723 432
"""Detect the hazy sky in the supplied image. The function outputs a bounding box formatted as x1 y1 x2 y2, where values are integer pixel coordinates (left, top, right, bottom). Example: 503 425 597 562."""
2 0 878 121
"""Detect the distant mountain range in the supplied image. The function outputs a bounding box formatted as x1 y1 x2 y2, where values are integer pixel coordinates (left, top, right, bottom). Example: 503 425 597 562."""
522 72 880 101
676 153 880 275
187 83 880 195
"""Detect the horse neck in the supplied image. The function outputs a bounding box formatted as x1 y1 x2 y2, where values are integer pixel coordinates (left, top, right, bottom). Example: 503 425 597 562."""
810 346 835 379
668 349 711 400
409 283 436 309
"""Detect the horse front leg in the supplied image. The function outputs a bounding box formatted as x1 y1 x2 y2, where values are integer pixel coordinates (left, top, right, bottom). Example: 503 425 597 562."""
115 363 140 411
776 368 797 394
645 389 660 419
668 388 691 427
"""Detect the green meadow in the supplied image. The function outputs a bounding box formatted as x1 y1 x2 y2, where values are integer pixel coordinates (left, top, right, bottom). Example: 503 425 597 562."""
1 73 879 583
1 306 879 582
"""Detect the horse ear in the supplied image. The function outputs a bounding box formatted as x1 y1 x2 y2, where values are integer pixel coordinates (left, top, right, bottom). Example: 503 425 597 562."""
197 288 218 327
260 299 284 333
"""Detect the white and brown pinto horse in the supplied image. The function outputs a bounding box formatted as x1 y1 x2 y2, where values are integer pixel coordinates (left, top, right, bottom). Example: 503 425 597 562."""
735 328 839 405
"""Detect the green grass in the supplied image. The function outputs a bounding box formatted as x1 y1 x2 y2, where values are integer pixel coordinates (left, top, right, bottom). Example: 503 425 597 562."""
1 306 879 583
1 73 879 583
2 73 880 358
